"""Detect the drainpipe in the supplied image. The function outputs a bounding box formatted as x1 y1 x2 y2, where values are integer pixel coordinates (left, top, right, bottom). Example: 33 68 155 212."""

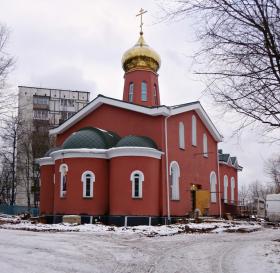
217 146 222 218
53 173 56 223
164 114 171 223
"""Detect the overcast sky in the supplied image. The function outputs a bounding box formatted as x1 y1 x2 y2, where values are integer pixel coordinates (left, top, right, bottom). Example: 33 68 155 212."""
1 0 279 188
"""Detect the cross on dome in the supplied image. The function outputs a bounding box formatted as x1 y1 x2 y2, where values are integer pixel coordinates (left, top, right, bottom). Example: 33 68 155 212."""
136 8 147 35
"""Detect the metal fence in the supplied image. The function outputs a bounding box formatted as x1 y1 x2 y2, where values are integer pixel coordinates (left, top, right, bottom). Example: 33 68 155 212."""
0 204 39 217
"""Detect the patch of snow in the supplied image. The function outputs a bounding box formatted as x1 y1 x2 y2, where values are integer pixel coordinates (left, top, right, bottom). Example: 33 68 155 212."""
0 216 263 236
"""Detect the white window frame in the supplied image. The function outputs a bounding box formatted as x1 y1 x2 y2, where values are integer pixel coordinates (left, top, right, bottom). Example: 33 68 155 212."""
179 122 185 149
231 177 235 203
81 171 95 198
203 133 208 157
210 171 217 203
170 161 180 200
130 170 144 198
141 81 147 101
192 115 197 146
129 82 134 102
224 175 228 203
59 163 68 198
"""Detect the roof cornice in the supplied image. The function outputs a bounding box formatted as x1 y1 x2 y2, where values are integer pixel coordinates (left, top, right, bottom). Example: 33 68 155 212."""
49 95 223 142
37 147 163 166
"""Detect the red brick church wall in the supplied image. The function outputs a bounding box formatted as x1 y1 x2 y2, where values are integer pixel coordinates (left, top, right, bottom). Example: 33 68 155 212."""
166 110 220 216
56 104 165 150
53 158 109 215
109 156 161 216
219 164 238 204
40 165 54 214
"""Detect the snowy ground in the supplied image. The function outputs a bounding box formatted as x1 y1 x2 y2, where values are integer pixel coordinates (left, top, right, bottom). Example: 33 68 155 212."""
0 214 263 235
0 216 279 273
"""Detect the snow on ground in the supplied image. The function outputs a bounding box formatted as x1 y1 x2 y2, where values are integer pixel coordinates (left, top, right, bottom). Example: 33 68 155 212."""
0 227 279 273
0 214 262 236
0 214 279 272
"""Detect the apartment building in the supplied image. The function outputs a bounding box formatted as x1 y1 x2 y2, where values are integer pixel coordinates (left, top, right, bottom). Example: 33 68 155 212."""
16 86 90 207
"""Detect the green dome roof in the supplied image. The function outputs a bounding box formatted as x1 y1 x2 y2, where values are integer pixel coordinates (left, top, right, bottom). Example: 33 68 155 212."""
62 127 120 149
116 135 158 149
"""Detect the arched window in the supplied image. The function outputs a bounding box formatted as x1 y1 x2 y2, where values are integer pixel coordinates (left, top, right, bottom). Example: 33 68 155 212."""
153 84 158 104
210 171 217 202
141 81 147 101
59 164 68 198
192 115 197 146
179 122 185 149
128 82 134 102
224 175 228 203
81 171 95 198
130 171 144 198
170 161 180 200
203 133 208 157
231 177 235 203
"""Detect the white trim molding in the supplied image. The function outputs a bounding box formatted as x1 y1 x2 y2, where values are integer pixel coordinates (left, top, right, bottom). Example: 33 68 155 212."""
169 161 180 200
81 171 95 198
179 121 185 149
49 95 223 142
51 149 107 161
59 163 68 198
210 171 217 203
37 147 163 165
203 133 208 157
36 157 54 166
108 147 163 159
224 175 228 203
231 177 235 203
130 170 144 198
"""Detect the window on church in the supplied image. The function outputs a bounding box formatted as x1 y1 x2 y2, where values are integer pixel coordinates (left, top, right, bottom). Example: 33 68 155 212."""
81 171 95 198
210 171 217 202
170 161 180 200
130 170 144 198
224 175 228 203
192 115 197 146
153 84 157 104
203 133 208 157
179 122 185 149
231 177 235 204
59 164 68 198
141 81 147 101
129 82 134 102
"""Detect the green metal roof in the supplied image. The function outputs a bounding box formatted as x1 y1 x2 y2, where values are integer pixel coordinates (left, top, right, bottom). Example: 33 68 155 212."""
62 127 120 149
116 135 158 149
230 157 237 164
219 153 230 162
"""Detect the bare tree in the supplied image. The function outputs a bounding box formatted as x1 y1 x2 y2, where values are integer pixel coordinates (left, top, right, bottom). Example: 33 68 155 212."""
0 156 13 204
0 116 21 205
265 155 280 193
238 184 250 205
17 120 50 208
162 0 280 135
0 24 14 112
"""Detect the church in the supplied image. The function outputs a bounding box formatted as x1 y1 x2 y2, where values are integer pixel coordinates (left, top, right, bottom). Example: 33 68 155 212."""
38 13 242 225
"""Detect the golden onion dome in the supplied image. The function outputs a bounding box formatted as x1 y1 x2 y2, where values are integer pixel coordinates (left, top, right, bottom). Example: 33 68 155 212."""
122 34 161 73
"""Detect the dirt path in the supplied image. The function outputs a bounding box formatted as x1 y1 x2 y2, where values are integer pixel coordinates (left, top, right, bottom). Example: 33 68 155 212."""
0 229 279 273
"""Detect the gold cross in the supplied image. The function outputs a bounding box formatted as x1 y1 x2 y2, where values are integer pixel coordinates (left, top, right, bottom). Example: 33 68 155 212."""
136 8 147 34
